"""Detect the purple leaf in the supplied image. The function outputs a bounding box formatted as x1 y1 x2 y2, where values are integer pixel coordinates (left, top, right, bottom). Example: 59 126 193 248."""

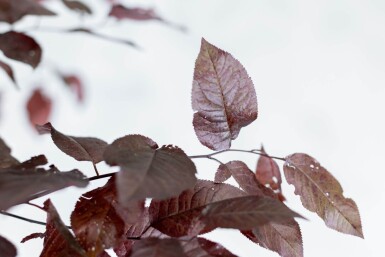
192 38 258 150
0 0 56 24
104 135 197 202
0 60 17 86
0 31 42 68
26 88 52 126
108 5 161 21
284 153 364 238
37 122 108 164
0 137 19 169
130 238 186 257
214 163 231 183
0 235 16 257
182 237 237 257
62 0 92 14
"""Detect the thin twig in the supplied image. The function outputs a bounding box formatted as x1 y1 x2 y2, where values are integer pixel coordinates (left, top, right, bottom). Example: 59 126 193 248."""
92 163 100 176
189 148 286 162
0 211 47 227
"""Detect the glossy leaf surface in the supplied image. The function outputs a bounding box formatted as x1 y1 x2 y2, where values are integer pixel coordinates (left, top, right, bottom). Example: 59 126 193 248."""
104 135 197 202
284 153 363 238
192 38 258 150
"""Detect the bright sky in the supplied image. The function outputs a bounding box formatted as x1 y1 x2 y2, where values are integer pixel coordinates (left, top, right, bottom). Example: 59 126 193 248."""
0 0 383 256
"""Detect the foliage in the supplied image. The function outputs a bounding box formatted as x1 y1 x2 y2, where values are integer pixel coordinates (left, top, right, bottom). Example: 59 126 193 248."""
0 1 363 257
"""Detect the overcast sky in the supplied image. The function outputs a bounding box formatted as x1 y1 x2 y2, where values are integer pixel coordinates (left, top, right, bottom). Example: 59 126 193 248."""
0 0 383 256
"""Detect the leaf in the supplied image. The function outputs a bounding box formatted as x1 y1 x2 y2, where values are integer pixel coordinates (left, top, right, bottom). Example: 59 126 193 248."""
182 237 237 257
130 238 186 257
62 0 92 14
0 235 17 257
0 0 56 24
0 60 17 87
59 73 84 102
213 163 231 183
192 38 258 150
37 122 108 164
284 153 364 238
201 195 302 230
40 199 87 257
21 232 45 243
242 220 303 257
12 154 48 170
256 146 284 200
0 166 88 210
26 88 52 126
108 5 161 21
149 180 246 237
0 137 19 169
71 177 144 257
104 135 197 202
0 31 42 68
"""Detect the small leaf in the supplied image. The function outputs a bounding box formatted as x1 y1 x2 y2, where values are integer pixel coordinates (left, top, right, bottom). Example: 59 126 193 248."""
0 166 88 210
62 0 92 14
182 237 237 257
104 135 197 202
201 195 302 230
59 73 84 102
149 180 246 237
40 199 87 257
108 5 161 21
0 31 42 68
284 153 364 238
0 0 56 24
0 137 19 169
0 235 17 257
192 38 258 150
12 154 47 170
242 220 303 257
214 163 231 183
256 146 284 199
37 122 108 164
0 60 17 87
21 232 45 243
130 238 186 257
26 88 52 126
71 177 144 257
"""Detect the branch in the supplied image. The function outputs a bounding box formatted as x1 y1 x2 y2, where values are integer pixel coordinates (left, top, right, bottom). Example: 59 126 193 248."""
189 148 286 162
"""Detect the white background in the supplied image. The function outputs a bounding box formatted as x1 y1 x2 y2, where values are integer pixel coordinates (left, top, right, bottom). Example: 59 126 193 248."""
0 0 383 256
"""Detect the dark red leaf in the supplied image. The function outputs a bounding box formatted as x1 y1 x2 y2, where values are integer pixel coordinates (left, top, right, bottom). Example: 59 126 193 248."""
26 88 52 126
0 31 42 68
60 74 84 102
256 146 283 197
104 135 197 202
62 0 92 14
0 137 19 169
213 163 231 183
130 238 186 257
192 38 258 150
114 239 134 257
242 219 303 257
71 177 144 257
182 237 237 257
37 122 108 164
40 199 87 257
0 235 16 257
12 154 47 169
0 60 17 86
108 5 161 21
0 0 56 24
201 195 302 230
0 166 88 210
284 153 364 238
20 232 45 243
149 180 246 237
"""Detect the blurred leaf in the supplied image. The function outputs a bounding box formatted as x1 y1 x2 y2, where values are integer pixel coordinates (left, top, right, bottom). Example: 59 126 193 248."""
26 88 52 126
192 38 258 150
0 137 19 169
0 0 55 24
62 0 92 14
0 31 42 68
284 153 363 238
0 235 16 257
0 60 17 87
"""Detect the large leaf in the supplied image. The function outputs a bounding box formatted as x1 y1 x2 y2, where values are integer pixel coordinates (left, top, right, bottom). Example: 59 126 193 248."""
0 235 16 257
0 31 42 68
149 180 246 237
0 0 55 24
192 38 258 150
26 89 52 126
0 166 88 210
104 135 197 202
37 122 108 165
0 60 16 86
284 153 363 238
201 195 302 230
130 238 186 257
71 177 144 257
242 220 303 257
182 237 237 257
0 138 19 169
40 199 87 257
